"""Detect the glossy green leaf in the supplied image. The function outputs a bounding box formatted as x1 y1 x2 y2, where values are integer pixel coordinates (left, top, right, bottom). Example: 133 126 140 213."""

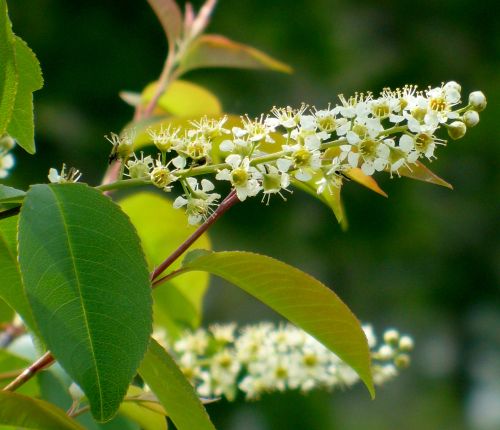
141 80 222 117
181 250 374 397
0 0 17 136
178 34 292 75
398 160 453 189
18 183 153 422
147 0 182 48
138 338 216 430
0 297 13 323
120 192 210 340
6 36 43 154
0 216 36 332
0 391 85 430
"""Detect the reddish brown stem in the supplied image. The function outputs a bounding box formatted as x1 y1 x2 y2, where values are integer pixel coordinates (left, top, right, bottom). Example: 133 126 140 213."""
2 352 54 392
150 190 239 281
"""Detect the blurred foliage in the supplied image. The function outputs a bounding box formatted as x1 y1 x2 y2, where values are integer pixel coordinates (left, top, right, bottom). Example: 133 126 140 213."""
6 0 499 429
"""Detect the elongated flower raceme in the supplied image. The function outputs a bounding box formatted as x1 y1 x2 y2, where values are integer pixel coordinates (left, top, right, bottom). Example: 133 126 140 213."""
153 323 414 401
50 82 486 225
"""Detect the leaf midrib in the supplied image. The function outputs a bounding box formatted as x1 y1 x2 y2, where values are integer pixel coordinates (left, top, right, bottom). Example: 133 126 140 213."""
49 186 104 418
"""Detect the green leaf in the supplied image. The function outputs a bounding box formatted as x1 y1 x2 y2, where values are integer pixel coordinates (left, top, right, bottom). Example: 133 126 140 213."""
178 34 292 75
0 297 13 323
138 338 216 430
0 216 37 332
0 184 25 204
147 0 182 48
0 0 17 136
6 36 43 154
119 192 210 340
0 391 85 430
18 183 153 422
181 250 375 397
119 387 167 430
398 160 453 189
141 80 222 117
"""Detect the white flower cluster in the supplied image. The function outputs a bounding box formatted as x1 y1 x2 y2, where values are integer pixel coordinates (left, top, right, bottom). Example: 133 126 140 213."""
154 323 414 401
46 82 485 224
110 82 485 224
0 135 16 179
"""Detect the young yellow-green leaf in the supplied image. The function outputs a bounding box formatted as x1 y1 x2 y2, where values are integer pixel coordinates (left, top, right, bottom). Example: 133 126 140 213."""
0 0 17 136
119 386 167 430
141 80 222 117
178 34 292 75
147 0 182 49
119 192 210 339
6 36 43 154
0 391 85 430
345 168 388 198
181 250 374 397
18 184 153 422
398 161 453 189
0 216 37 332
138 338 216 430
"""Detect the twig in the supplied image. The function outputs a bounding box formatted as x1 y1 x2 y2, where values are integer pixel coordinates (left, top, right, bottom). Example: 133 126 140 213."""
2 351 54 392
150 190 239 281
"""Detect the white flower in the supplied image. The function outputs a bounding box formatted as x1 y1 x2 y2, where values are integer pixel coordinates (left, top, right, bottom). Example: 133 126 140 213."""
189 116 230 139
48 164 82 183
148 124 183 152
215 155 262 201
150 159 177 191
174 329 209 355
126 152 153 179
173 177 220 225
266 104 307 129
0 153 15 178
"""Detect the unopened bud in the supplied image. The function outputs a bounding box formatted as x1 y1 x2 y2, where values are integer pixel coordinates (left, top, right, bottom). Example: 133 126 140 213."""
444 81 461 94
447 121 467 140
0 134 15 151
383 329 400 346
394 353 411 369
468 91 487 112
463 110 480 127
399 335 414 352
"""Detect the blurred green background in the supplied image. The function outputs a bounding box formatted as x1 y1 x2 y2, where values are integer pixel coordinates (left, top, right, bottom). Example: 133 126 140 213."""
6 0 499 429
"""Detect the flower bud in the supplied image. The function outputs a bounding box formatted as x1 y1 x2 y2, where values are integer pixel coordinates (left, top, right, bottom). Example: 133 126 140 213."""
383 329 400 346
399 335 414 352
463 110 480 127
394 353 411 369
444 81 461 94
468 91 487 111
0 134 15 151
447 121 467 140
